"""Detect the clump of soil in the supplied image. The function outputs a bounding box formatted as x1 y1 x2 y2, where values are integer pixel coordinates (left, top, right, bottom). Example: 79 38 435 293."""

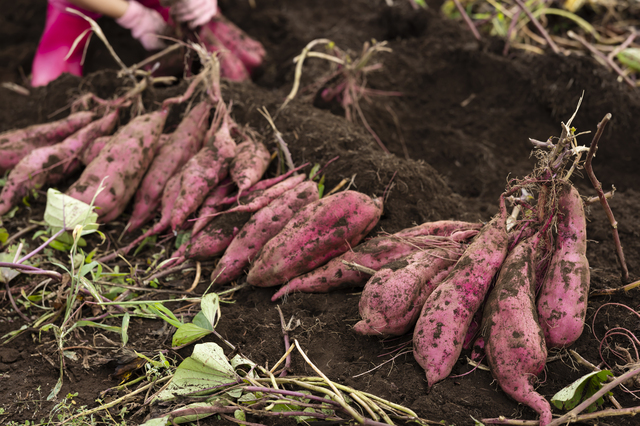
1 0 639 425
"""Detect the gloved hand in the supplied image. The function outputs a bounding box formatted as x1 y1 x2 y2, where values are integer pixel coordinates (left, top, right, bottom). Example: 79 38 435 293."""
116 1 169 50
173 0 217 29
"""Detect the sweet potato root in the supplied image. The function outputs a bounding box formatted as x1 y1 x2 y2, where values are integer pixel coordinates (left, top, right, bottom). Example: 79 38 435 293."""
272 224 480 300
66 109 167 222
246 190 383 288
127 101 211 232
0 110 95 174
0 110 119 216
229 138 271 192
537 184 590 348
482 232 552 426
185 211 253 260
210 179 319 285
191 180 235 236
413 198 508 390
355 245 463 336
169 101 236 231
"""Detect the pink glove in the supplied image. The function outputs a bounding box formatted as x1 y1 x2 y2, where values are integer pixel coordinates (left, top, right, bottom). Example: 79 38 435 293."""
173 0 217 29
116 1 169 50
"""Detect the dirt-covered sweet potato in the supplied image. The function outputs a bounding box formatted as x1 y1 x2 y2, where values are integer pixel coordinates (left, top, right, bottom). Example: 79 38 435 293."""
537 184 590 348
0 110 95 174
127 101 211 232
271 224 481 300
229 137 271 193
169 101 236 231
413 198 508 390
246 190 383 288
0 110 118 216
66 109 167 222
355 245 463 336
482 232 552 426
210 179 319 285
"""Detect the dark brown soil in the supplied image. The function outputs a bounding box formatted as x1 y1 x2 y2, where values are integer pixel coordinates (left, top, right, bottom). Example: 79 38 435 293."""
1 1 640 425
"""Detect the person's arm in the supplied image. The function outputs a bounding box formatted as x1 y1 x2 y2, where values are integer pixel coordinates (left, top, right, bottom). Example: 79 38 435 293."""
65 0 130 18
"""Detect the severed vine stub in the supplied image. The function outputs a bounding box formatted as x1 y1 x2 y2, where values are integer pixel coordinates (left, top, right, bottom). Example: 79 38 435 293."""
584 114 629 282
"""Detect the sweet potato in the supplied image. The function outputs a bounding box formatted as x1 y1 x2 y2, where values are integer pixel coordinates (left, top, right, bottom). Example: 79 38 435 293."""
0 110 119 216
0 110 95 174
210 179 320 285
218 163 310 206
271 223 481 300
191 180 235 236
204 174 307 219
413 198 508 390
169 102 237 231
229 138 271 193
482 232 552 426
66 109 167 222
185 211 252 260
355 245 463 336
204 14 266 73
537 184 590 348
394 220 483 238
127 101 211 232
246 190 383 288
199 24 250 81
80 136 109 166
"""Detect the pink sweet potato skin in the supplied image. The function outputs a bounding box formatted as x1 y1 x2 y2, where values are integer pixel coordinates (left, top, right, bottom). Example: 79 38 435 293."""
185 211 252 260
537 184 590 348
199 24 250 81
482 233 552 426
272 223 482 300
230 139 271 191
66 109 167 222
204 13 266 73
413 200 508 390
169 105 237 231
128 102 211 232
355 246 463 336
0 111 118 216
211 179 319 285
394 220 483 238
246 190 383 288
0 111 95 174
191 180 234 236
80 135 110 166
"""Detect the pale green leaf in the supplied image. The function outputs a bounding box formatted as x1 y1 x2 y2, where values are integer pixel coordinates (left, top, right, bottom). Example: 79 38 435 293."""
172 322 212 347
44 188 99 235
155 342 237 402
138 415 169 426
551 370 612 412
122 313 130 346
201 293 220 328
617 48 640 72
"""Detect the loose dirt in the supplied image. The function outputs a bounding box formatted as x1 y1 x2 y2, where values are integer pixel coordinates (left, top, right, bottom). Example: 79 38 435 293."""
1 1 639 425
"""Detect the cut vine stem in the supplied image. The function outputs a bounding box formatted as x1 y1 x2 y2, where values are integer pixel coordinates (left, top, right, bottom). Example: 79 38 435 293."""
584 113 629 281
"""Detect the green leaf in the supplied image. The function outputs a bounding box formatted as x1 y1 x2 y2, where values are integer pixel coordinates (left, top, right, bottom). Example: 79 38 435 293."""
175 231 191 250
172 323 212 348
155 342 237 402
0 228 8 245
201 293 220 328
44 188 99 235
192 311 214 331
617 48 640 72
122 313 130 346
551 370 613 412
0 245 25 284
133 235 157 257
138 415 169 426
234 409 246 426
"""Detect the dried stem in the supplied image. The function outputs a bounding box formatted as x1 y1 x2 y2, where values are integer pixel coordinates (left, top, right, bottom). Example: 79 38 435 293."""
513 0 560 54
568 31 636 88
452 0 482 41
584 113 629 281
